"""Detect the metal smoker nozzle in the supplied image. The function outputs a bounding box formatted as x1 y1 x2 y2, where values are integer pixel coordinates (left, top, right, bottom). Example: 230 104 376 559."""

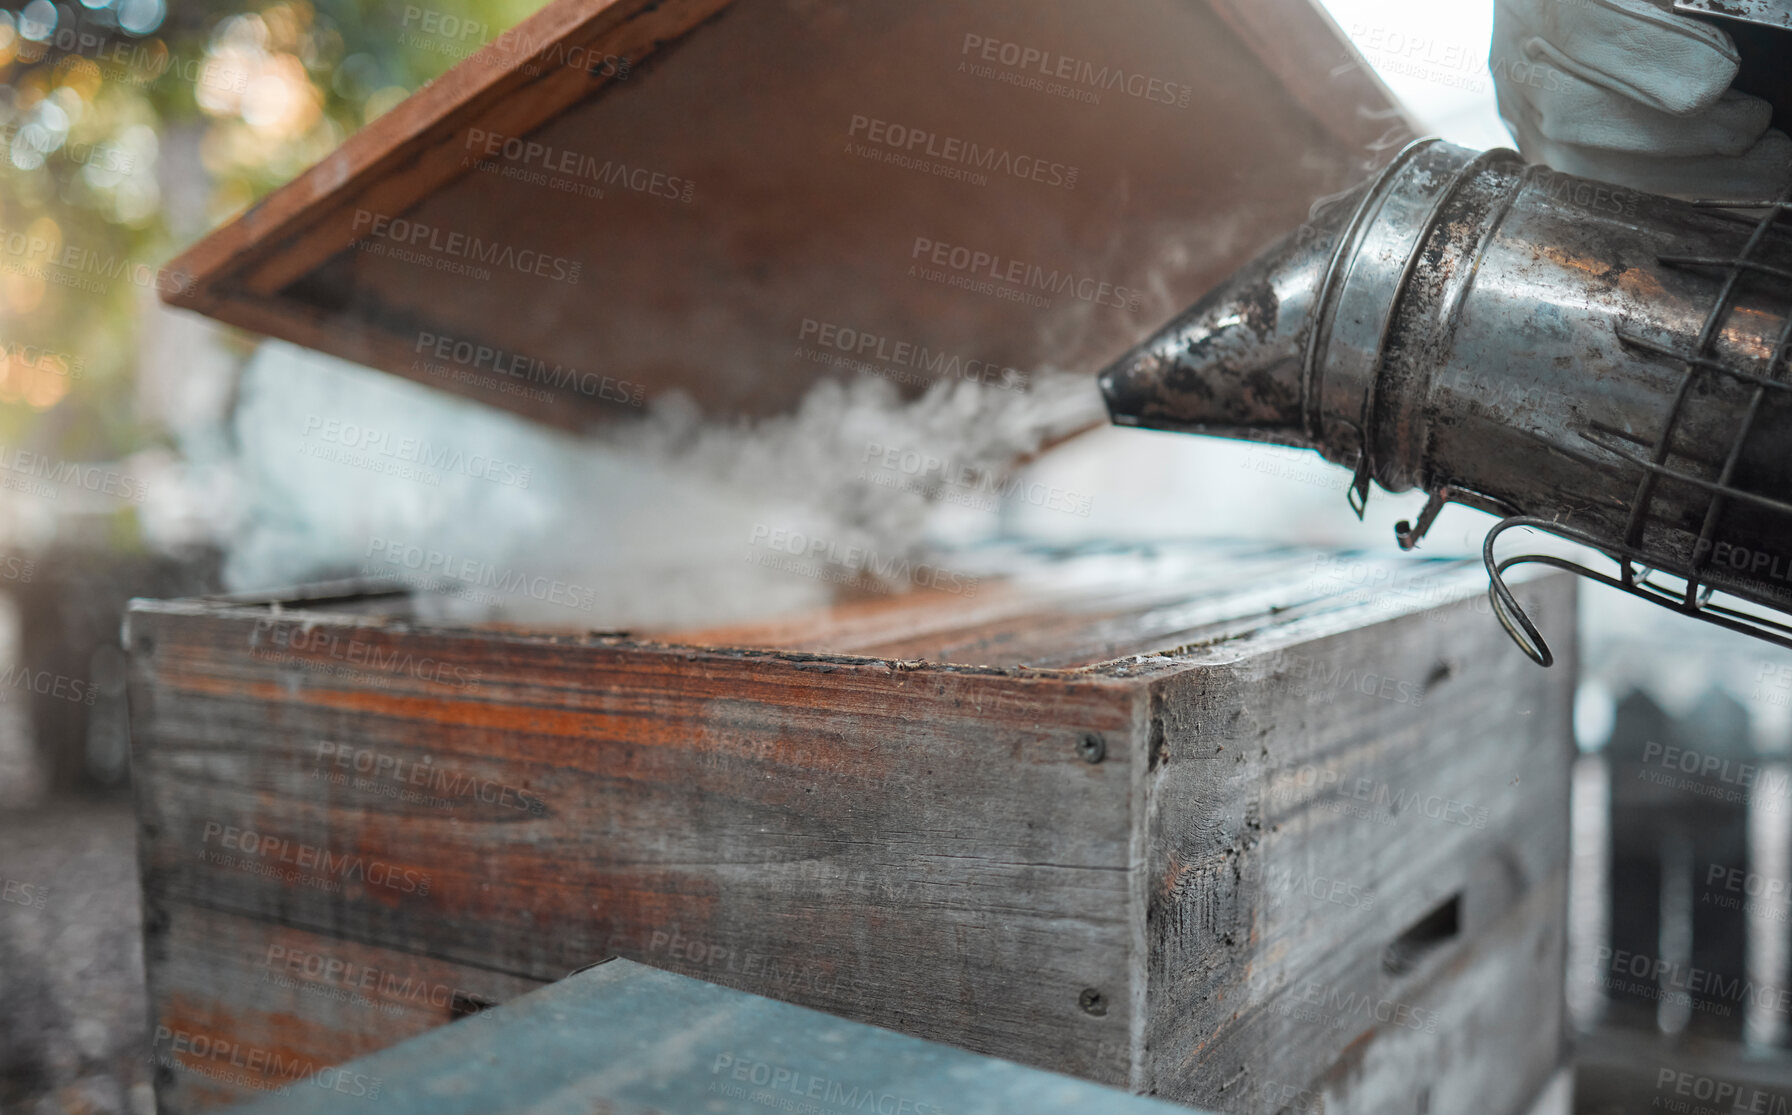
1100 138 1792 665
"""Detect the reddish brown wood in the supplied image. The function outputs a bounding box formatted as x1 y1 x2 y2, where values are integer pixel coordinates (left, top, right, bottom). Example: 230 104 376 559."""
161 0 1414 431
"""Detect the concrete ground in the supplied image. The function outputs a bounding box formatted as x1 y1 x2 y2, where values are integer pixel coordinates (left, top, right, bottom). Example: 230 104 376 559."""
0 801 153 1115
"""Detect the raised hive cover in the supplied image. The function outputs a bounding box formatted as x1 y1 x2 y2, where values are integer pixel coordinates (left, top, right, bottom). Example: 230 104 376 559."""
161 0 1409 432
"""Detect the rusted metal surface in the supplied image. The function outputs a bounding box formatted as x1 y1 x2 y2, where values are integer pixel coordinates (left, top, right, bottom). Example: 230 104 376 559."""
1674 0 1792 31
1101 138 1792 664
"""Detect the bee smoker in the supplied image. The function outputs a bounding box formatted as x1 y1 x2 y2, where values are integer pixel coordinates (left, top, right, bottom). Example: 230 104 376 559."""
1100 138 1792 665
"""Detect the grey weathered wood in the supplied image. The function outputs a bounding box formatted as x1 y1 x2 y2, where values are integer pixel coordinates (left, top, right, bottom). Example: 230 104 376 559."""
126 546 1575 1113
218 957 1207 1114
1141 587 1575 1112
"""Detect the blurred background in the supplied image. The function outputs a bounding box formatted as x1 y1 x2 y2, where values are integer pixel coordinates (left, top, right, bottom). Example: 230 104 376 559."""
2 0 1790 1111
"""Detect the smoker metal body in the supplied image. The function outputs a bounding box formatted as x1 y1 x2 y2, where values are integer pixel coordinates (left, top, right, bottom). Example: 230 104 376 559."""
1674 0 1792 33
1101 139 1792 664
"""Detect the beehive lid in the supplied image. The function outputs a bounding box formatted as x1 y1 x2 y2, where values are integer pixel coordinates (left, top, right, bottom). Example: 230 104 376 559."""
162 0 1408 432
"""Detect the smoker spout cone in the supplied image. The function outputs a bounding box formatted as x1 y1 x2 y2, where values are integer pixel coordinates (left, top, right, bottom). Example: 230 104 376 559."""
1099 182 1368 449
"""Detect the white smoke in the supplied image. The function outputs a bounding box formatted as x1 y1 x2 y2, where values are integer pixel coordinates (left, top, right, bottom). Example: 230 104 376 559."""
213 341 1105 631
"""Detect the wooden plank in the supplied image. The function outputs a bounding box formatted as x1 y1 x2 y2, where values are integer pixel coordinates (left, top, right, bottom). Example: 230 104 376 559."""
144 904 543 1109
165 0 730 308
1141 575 1576 1110
161 0 1414 430
128 605 1145 1088
658 549 1463 666
220 958 1207 1114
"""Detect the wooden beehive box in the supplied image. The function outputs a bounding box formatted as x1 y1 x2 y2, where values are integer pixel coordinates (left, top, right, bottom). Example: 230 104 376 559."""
161 0 1409 431
128 545 1576 1113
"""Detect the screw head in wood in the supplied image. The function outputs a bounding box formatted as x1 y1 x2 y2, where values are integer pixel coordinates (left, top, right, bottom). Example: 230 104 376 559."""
1077 733 1106 764
1078 988 1108 1016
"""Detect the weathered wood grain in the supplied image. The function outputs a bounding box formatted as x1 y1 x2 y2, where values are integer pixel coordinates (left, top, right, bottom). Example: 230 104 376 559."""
1139 579 1576 1111
129 604 1146 1107
161 0 1412 430
127 550 1573 1113
144 903 543 1106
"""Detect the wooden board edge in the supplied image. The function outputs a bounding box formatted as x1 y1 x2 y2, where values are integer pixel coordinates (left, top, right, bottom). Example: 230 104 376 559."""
158 295 600 432
123 563 1569 686
120 596 1149 688
162 0 735 311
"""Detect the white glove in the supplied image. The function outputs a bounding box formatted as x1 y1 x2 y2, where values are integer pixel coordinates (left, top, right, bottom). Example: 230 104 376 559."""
1491 0 1792 198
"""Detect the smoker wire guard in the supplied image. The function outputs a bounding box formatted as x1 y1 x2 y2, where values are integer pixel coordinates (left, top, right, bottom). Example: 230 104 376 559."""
1313 144 1792 668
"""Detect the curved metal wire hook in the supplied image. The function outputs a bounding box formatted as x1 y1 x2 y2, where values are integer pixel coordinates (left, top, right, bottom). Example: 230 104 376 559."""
1483 517 1555 667
1481 515 1792 667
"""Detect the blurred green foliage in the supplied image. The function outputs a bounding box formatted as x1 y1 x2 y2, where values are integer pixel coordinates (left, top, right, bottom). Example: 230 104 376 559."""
0 0 540 460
